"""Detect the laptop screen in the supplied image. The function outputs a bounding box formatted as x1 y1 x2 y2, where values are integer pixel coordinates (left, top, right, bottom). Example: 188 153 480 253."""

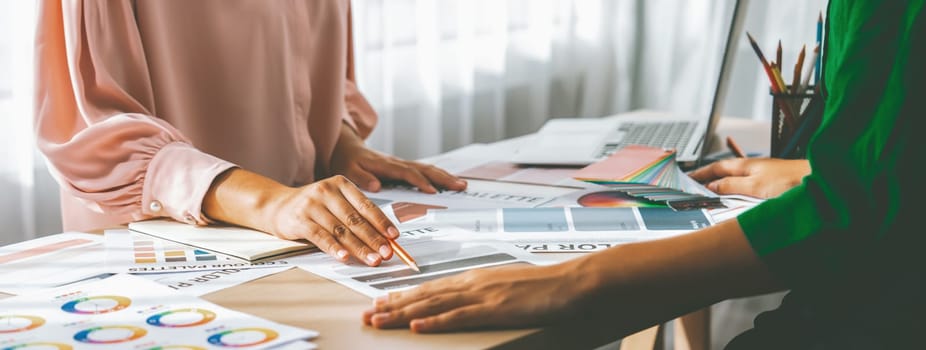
693 0 749 166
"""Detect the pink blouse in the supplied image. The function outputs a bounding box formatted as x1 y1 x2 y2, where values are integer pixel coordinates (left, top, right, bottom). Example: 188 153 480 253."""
35 0 377 232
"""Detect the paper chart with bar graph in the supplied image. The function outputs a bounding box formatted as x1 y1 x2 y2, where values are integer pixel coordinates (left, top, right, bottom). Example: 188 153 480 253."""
104 230 292 274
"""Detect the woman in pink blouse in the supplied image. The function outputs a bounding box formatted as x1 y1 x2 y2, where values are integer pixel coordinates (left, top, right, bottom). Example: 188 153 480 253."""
34 0 466 266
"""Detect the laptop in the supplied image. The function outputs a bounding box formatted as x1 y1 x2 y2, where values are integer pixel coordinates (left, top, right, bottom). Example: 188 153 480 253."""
512 0 748 169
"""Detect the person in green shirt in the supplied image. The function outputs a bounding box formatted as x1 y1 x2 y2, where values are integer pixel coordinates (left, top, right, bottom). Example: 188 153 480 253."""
362 1 925 347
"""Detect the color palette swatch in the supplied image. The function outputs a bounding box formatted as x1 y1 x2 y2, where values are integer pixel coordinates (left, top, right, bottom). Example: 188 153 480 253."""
572 145 725 210
106 230 293 274
131 236 218 264
391 202 447 223
0 315 45 334
0 342 72 350
428 207 711 234
146 309 217 328
573 145 679 188
60 296 132 315
73 325 147 344
577 190 665 208
207 328 278 347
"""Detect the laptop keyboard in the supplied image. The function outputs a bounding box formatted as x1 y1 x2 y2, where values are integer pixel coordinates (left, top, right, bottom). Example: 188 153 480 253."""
596 121 697 158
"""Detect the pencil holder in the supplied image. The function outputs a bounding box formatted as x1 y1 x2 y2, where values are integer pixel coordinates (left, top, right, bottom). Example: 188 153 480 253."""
770 86 822 159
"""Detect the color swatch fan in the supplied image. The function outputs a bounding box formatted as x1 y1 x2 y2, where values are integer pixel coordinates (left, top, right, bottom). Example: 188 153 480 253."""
572 145 680 189
572 145 724 210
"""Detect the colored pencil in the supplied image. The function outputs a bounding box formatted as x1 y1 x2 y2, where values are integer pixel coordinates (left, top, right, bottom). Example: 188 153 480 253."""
747 32 797 130
800 44 819 94
814 11 823 85
726 136 747 158
388 237 420 272
776 40 783 74
792 45 806 95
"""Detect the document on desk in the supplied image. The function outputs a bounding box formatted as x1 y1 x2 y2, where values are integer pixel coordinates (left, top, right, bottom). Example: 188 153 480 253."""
0 274 317 349
128 219 316 262
456 160 589 188
366 179 578 223
423 207 713 247
136 266 293 296
292 225 547 298
0 232 111 295
105 229 297 274
708 195 763 223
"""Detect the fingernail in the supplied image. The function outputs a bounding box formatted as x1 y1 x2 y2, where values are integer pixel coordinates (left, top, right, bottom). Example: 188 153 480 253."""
410 319 424 331
367 253 381 264
708 182 718 191
337 250 349 259
374 296 388 305
387 227 400 239
372 312 391 322
456 180 467 186
368 181 380 191
379 245 392 258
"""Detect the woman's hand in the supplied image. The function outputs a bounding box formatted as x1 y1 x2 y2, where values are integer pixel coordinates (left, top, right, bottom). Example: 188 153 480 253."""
203 169 400 267
689 158 810 199
330 123 467 194
362 263 591 333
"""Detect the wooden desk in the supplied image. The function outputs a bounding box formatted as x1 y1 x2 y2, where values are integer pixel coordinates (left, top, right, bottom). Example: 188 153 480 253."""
1 115 770 350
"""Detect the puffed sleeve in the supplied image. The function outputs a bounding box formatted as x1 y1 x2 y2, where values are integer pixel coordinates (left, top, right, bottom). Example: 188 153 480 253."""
34 0 236 225
341 4 377 139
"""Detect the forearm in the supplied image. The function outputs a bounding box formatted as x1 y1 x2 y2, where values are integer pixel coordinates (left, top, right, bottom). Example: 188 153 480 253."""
567 219 783 328
202 168 291 233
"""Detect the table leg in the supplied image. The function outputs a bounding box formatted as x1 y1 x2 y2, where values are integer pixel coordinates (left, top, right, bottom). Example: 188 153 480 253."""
673 308 711 350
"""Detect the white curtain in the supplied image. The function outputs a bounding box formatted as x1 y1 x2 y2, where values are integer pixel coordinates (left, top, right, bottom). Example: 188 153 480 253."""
0 0 824 241
353 0 827 160
0 0 62 246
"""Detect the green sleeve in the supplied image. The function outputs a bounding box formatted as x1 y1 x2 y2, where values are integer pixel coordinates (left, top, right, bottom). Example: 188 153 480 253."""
737 1 925 286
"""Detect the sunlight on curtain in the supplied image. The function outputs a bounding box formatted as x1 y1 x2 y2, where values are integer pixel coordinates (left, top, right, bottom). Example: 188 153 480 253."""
0 0 48 244
352 0 827 162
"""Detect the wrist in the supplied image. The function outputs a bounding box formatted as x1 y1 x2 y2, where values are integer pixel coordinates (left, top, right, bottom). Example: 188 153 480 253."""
202 168 293 233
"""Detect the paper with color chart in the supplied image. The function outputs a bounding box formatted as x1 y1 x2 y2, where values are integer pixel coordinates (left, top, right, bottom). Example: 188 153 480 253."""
104 229 297 274
0 233 111 295
0 274 316 349
128 219 315 262
422 207 713 245
365 179 578 224
291 225 548 298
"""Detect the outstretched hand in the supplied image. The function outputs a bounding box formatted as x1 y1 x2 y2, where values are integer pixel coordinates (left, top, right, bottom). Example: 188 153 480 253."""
362 263 587 333
330 124 467 194
689 158 810 199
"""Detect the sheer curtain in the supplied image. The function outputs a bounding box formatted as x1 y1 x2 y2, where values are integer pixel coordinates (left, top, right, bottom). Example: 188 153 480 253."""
0 0 61 245
0 0 824 239
352 0 827 160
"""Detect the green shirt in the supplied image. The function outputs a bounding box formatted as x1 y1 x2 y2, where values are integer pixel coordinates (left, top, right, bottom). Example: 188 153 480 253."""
735 0 925 346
